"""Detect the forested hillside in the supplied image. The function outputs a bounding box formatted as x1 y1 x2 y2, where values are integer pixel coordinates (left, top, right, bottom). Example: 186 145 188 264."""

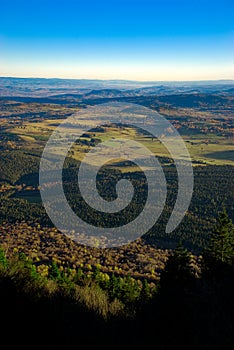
0 149 233 251
0 211 233 349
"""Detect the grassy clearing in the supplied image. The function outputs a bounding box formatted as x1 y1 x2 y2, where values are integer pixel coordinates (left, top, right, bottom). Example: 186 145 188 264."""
184 139 234 165
4 120 234 167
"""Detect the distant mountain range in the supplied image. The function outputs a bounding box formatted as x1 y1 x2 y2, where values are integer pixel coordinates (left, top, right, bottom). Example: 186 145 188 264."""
0 77 233 97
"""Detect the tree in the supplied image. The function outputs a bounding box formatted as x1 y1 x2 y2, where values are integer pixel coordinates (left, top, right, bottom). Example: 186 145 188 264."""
160 242 194 291
108 273 121 300
0 247 7 268
140 279 151 302
49 261 61 280
73 268 84 285
120 274 141 304
205 210 234 266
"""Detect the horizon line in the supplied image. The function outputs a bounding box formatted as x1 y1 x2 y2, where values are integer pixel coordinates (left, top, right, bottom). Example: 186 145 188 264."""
1 76 234 83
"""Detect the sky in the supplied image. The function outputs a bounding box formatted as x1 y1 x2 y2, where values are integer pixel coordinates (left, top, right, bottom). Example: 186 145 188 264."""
0 0 233 81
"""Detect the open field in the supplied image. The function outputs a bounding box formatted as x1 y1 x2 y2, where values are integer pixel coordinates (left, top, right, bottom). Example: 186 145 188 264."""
2 118 233 168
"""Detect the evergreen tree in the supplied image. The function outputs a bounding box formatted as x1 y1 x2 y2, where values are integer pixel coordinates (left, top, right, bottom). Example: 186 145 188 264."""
30 264 39 280
205 210 234 266
160 242 194 290
140 279 151 302
49 261 61 280
121 274 141 303
0 247 7 268
73 268 84 285
93 267 100 281
108 273 121 300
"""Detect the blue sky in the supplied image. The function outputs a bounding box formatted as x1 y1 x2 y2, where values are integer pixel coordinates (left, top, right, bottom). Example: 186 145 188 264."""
0 0 233 80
